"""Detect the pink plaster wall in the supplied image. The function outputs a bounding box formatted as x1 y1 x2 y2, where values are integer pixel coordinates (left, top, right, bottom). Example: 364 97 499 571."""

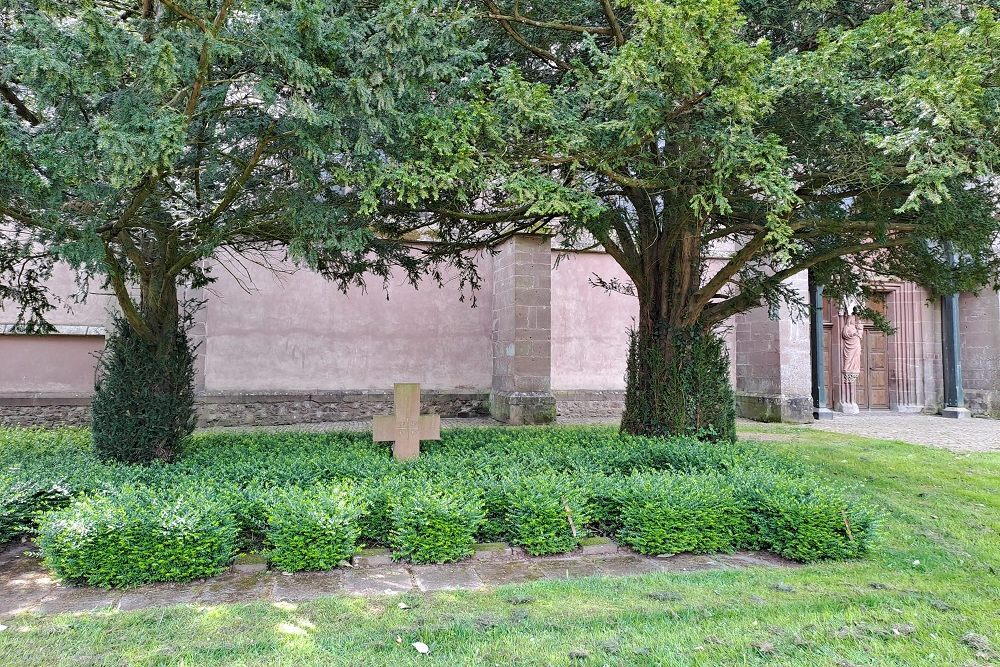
13 264 114 327
550 251 637 391
0 335 102 393
202 257 494 392
0 263 109 395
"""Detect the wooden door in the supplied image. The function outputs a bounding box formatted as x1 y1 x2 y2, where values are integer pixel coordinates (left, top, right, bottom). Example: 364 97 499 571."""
856 329 889 409
864 330 890 409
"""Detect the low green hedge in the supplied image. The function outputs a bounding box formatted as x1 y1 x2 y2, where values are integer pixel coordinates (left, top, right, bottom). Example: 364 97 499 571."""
0 473 72 543
37 485 237 587
504 475 590 556
617 472 747 555
266 484 362 572
735 469 877 562
390 483 483 564
3 425 879 584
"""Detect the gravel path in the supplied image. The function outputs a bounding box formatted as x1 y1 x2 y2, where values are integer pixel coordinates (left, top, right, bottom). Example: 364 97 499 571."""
809 412 1000 453
205 413 1000 453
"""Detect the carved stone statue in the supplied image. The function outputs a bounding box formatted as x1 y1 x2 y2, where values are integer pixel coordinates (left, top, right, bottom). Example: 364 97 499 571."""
841 313 864 380
838 310 864 414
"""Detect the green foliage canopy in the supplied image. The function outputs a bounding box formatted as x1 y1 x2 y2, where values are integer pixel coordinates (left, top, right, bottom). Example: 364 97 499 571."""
366 0 1000 324
0 0 483 335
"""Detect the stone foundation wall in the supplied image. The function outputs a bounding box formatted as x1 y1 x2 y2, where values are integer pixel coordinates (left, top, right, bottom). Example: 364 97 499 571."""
0 391 490 429
0 388 632 427
196 391 490 427
735 392 813 424
965 389 1000 419
0 397 92 427
554 390 625 418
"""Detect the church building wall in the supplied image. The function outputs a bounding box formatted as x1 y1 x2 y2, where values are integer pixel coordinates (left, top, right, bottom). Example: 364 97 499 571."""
2 235 998 427
961 291 1000 417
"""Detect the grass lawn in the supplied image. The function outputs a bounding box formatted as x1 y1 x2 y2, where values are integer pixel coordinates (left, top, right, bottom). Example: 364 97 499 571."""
2 426 998 666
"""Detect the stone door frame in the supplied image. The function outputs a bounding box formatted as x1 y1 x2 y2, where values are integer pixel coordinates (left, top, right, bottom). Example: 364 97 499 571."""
823 282 927 413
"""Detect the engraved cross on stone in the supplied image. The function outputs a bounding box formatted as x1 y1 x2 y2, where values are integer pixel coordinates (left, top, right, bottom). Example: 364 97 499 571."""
373 383 440 461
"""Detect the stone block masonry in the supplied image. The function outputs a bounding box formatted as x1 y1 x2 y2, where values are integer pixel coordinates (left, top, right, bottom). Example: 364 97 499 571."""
489 232 557 424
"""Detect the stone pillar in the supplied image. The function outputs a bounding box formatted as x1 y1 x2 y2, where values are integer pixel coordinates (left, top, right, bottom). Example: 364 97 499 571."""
959 290 1000 417
941 243 970 419
808 274 833 420
732 271 813 423
489 232 556 424
942 291 971 419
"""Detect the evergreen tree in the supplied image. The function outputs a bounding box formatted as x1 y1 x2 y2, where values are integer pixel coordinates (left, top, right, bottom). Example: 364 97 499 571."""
0 0 481 460
364 0 1000 438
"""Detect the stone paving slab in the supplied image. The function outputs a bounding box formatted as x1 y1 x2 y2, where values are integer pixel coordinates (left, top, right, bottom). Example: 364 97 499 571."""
0 541 792 617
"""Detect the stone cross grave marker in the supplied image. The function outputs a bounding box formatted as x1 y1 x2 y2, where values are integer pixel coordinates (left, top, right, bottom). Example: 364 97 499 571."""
373 383 440 460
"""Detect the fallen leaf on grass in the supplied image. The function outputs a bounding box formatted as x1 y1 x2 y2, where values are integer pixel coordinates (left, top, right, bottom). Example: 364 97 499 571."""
892 624 916 636
647 591 682 602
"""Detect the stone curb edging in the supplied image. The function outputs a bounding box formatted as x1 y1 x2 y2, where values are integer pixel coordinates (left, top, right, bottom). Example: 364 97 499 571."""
1 540 794 618
232 538 620 574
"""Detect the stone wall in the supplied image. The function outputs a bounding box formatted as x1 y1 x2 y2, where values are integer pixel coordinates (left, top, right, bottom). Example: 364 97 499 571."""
0 396 92 427
197 390 489 427
553 390 625 418
4 240 999 428
730 272 813 424
0 390 633 428
961 291 1000 417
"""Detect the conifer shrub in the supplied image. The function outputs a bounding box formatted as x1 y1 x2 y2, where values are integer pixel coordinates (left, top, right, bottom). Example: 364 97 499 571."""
504 474 591 556
617 472 748 555
390 483 483 564
621 326 736 442
37 485 237 587
91 316 197 464
266 484 362 572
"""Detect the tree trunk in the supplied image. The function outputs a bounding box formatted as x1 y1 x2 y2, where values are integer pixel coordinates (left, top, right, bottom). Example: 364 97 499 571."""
620 225 736 441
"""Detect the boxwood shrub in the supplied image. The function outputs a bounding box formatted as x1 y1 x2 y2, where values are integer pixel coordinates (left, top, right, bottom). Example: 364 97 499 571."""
0 473 72 543
390 483 483 564
4 425 879 580
37 485 237 587
735 469 877 561
266 484 361 572
617 472 748 555
504 475 590 556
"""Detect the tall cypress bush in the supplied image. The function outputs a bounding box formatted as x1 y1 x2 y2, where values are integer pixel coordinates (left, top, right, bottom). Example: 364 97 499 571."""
91 316 197 463
621 326 736 443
